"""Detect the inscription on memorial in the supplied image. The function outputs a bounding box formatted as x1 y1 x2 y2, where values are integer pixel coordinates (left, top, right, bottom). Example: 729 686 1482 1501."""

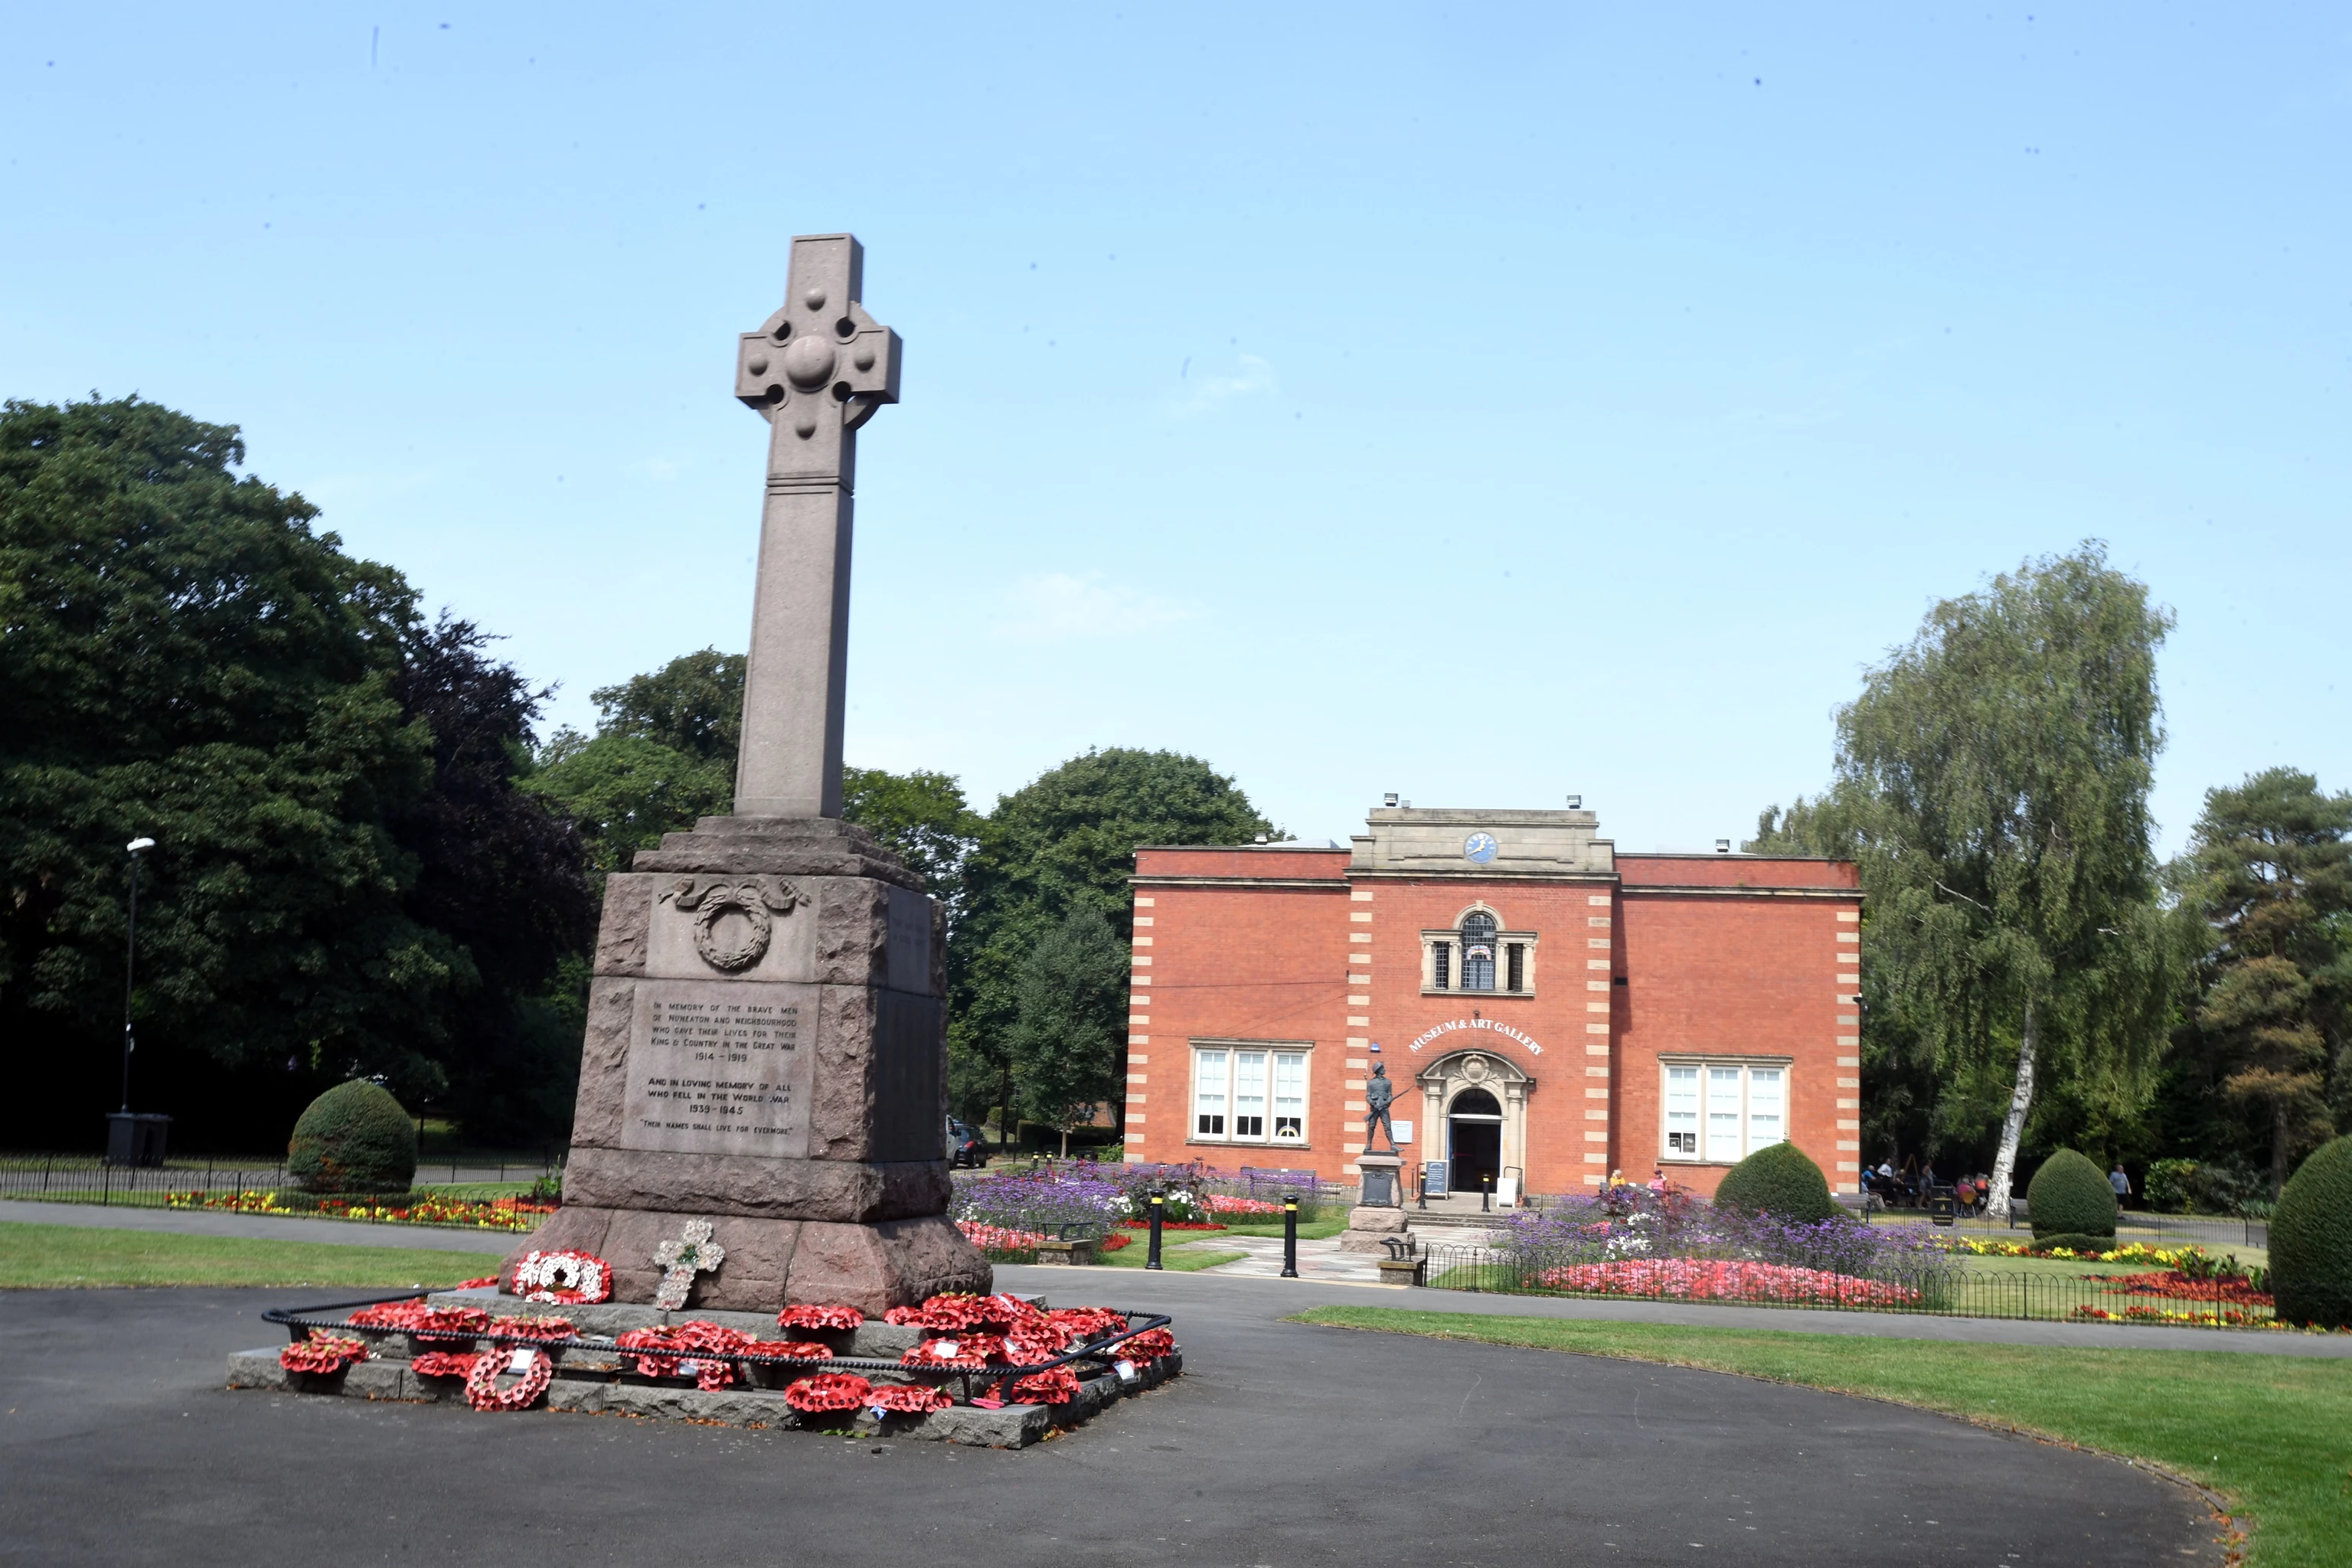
618 979 818 1158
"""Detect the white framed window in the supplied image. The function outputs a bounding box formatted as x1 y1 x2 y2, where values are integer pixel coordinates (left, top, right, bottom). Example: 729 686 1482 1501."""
1194 1048 1227 1138
1423 910 1537 995
1659 1059 1791 1163
1192 1041 1312 1145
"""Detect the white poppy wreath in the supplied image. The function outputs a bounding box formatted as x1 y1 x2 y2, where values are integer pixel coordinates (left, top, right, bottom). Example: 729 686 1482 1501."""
512 1248 612 1305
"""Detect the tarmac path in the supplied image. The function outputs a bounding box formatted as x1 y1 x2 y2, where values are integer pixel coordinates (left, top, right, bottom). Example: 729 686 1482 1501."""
0 1263 2225 1566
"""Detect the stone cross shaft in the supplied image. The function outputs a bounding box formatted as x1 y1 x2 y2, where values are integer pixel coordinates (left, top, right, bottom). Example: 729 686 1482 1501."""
731 233 903 818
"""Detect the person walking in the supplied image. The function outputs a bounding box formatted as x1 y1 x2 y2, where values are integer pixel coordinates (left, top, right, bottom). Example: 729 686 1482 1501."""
2109 1162 2132 1204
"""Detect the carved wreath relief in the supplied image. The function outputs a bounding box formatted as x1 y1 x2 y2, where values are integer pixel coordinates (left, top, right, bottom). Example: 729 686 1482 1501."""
659 876 801 973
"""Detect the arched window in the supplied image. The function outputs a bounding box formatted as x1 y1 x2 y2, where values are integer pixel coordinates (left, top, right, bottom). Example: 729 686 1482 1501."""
1459 912 1497 991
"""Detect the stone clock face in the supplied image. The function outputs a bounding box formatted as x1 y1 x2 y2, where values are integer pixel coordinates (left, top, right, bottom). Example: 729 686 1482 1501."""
1463 831 1498 864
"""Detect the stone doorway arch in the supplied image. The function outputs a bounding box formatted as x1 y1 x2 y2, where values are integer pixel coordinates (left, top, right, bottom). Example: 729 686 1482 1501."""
1415 1050 1534 1198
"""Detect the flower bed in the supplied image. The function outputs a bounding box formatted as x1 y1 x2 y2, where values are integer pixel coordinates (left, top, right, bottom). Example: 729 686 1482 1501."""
1534 1257 1924 1307
2096 1271 2272 1307
1201 1194 1282 1217
168 1188 554 1231
2070 1304 2275 1328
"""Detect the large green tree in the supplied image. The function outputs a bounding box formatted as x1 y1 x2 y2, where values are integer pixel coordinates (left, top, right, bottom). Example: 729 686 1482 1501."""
0 396 592 1147
1751 544 2190 1214
951 747 1274 1132
2170 769 2352 1194
390 616 597 1141
841 766 980 932
522 650 743 874
1008 904 1129 1156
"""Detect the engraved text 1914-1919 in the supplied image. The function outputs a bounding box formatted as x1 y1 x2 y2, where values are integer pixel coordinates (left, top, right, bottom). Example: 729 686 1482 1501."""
618 979 819 1158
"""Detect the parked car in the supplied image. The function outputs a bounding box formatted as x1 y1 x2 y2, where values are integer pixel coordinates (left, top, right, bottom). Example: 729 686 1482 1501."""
946 1119 986 1168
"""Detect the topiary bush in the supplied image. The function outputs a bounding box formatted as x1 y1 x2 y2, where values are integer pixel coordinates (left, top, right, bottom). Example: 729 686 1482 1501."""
2027 1148 2118 1240
2269 1135 2352 1330
287 1080 417 1194
1713 1140 1841 1226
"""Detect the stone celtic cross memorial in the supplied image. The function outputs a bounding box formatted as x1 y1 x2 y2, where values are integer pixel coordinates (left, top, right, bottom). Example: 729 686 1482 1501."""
508 234 989 1314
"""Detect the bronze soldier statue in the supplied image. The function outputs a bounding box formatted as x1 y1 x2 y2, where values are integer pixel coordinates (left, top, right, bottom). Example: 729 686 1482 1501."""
1364 1062 1399 1153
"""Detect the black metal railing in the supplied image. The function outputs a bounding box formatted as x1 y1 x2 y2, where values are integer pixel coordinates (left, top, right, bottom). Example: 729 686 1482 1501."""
1413 1243 2284 1329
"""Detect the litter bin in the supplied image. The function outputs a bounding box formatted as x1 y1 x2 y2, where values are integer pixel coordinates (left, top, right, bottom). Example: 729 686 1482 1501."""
106 1112 172 1168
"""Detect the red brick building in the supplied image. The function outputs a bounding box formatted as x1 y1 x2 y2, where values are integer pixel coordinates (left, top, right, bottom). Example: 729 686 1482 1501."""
1122 806 1863 1198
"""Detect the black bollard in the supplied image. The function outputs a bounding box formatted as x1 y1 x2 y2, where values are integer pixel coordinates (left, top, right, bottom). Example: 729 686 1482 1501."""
1280 1191 1299 1279
1145 1188 1165 1270
1482 1171 1492 1213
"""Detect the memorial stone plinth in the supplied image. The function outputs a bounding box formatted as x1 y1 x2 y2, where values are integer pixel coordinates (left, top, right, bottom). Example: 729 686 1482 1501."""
510 236 986 1315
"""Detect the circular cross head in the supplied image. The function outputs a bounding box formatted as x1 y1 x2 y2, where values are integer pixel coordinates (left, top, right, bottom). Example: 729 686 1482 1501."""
782 335 838 390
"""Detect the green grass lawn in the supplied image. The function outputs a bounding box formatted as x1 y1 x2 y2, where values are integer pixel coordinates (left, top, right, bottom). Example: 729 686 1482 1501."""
1214 1217 1348 1240
1293 1305 2352 1568
0 1222 499 1289
1096 1236 1247 1272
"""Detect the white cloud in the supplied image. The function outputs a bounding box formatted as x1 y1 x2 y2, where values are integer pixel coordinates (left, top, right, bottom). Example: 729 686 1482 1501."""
1168 353 1276 417
992 572 1197 644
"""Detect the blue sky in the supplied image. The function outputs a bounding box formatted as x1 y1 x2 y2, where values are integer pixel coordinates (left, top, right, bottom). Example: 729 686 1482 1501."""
6 4 2346 855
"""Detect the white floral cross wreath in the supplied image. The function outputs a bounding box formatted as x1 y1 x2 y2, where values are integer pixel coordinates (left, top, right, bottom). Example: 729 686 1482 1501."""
512 1248 612 1305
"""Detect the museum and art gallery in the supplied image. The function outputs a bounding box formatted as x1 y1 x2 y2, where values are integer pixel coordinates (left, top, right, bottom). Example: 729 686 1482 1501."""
1120 804 1864 1200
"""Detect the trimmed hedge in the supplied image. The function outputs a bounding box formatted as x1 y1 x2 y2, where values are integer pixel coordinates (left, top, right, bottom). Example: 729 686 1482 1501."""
2271 1135 2352 1331
2027 1148 2117 1240
287 1080 417 1194
1713 1140 1841 1226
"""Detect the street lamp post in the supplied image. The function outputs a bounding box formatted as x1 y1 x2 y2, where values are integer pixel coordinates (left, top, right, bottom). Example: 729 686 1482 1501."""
120 838 155 1113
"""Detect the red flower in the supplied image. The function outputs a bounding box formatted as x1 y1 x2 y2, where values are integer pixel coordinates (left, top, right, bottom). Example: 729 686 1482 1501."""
740 1340 835 1362
456 1276 500 1289
1115 1328 1175 1364
411 1351 481 1378
775 1303 865 1333
488 1315 577 1341
1534 1259 1922 1308
1047 1306 1129 1341
616 1319 751 1379
902 1334 1006 1370
1009 1367 1081 1405
1004 1322 1075 1365
866 1383 953 1414
784 1373 873 1413
466 1347 553 1411
279 1333 369 1374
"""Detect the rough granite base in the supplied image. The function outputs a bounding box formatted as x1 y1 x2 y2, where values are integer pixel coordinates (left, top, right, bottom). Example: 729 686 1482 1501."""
538 812 989 1315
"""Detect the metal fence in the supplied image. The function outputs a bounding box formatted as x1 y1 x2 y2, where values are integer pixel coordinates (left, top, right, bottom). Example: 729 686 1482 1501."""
0 1154 558 1211
1413 1243 2282 1328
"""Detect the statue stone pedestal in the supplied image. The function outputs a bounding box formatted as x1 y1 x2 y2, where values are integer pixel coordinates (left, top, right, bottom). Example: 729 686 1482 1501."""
508 816 989 1315
1338 1152 1413 1254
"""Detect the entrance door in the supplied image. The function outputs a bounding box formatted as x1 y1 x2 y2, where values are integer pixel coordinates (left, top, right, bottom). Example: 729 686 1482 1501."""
1448 1087 1503 1193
